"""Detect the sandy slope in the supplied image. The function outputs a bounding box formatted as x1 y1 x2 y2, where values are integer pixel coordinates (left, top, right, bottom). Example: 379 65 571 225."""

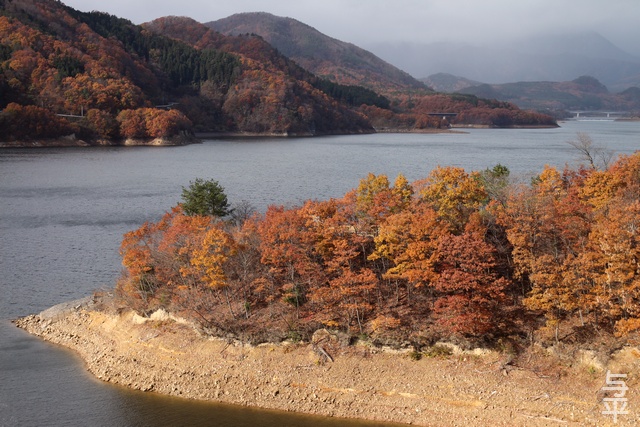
14 298 640 426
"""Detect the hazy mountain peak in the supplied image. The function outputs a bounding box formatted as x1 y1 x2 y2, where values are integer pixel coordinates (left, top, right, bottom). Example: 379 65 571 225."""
206 12 426 93
209 12 341 59
421 73 482 93
571 75 609 93
458 74 640 113
510 31 639 62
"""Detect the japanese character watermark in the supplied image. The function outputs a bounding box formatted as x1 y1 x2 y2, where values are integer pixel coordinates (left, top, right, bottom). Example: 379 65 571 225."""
601 370 629 424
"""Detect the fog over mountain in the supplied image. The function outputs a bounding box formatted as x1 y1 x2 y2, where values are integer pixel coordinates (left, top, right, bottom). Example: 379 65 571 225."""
366 32 640 93
62 1 640 56
62 0 640 91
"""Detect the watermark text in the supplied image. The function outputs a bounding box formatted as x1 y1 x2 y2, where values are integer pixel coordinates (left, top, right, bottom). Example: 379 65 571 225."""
602 370 629 424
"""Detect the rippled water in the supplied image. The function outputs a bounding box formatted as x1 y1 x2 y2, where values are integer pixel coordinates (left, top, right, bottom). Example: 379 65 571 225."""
1 121 638 426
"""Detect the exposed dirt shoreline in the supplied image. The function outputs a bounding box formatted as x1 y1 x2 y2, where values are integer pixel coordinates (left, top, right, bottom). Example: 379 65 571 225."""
14 297 639 426
0 134 198 148
1 125 558 147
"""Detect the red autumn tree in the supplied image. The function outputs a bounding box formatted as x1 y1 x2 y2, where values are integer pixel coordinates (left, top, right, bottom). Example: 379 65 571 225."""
433 215 510 337
302 198 379 333
257 205 324 318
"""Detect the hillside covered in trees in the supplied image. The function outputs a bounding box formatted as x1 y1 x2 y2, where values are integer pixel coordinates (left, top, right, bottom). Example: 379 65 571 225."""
0 0 556 145
207 12 426 94
203 11 556 130
459 75 640 116
146 16 556 131
0 0 373 143
118 148 640 353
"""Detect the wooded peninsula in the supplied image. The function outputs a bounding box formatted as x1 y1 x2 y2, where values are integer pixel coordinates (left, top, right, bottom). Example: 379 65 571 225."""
16 150 640 426
114 148 640 351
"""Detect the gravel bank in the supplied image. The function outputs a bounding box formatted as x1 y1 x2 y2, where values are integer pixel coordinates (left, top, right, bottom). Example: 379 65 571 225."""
14 299 640 426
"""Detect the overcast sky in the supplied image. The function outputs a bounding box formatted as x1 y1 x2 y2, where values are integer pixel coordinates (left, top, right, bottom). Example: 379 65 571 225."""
62 0 640 56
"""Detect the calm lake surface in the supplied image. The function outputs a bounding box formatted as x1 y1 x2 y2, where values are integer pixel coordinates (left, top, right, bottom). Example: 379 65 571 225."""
1 120 638 426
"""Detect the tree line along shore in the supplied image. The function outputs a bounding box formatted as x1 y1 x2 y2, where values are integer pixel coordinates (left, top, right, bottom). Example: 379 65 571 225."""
112 143 640 354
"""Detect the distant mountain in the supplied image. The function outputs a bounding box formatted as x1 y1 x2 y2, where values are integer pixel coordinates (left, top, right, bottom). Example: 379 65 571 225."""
459 76 640 114
161 14 557 130
367 32 640 93
206 12 426 94
421 73 482 93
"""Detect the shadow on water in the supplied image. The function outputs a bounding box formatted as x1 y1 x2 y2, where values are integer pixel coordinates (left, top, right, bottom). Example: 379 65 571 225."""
112 386 409 427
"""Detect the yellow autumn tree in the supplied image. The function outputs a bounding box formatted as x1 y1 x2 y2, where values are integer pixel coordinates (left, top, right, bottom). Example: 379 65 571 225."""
417 166 487 233
190 226 235 289
370 201 444 292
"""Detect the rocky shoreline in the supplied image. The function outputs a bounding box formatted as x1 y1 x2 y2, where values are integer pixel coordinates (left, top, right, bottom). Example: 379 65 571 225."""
0 134 199 148
14 297 640 426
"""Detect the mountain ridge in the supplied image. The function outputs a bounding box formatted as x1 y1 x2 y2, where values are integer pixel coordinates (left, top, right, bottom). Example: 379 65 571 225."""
0 0 377 143
458 75 640 114
206 12 427 94
0 0 559 146
421 73 482 93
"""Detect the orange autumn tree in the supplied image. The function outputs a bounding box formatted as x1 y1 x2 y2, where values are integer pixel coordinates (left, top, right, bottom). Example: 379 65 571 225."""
0 103 75 140
301 197 379 333
116 108 192 139
257 205 325 319
189 226 235 290
118 206 234 314
370 201 444 303
417 166 488 233
188 225 237 318
355 173 412 223
119 220 161 312
433 215 510 337
579 153 640 335
500 166 594 340
369 167 513 338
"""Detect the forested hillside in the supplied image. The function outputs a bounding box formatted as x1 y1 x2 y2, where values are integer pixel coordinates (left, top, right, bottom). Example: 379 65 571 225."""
0 0 374 143
460 76 640 115
0 0 556 144
142 16 386 134
207 12 426 94
202 12 557 130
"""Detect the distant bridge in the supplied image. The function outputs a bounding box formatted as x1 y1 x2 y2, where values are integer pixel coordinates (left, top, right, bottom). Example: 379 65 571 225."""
568 111 630 120
427 112 458 120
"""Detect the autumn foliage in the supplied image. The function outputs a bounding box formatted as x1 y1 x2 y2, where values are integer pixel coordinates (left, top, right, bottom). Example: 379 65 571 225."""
117 108 192 139
116 152 640 348
1 1 556 144
0 102 75 139
498 155 640 340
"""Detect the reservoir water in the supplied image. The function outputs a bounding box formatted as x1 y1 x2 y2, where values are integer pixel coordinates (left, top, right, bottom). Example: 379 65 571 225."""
1 120 638 426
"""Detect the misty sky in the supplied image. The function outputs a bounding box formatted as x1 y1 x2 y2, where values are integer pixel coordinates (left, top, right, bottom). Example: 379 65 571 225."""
62 0 640 56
